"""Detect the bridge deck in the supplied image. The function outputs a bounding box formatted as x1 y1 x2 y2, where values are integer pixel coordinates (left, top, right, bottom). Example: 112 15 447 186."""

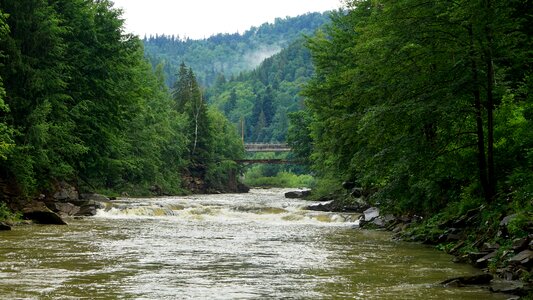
236 159 300 165
244 143 291 152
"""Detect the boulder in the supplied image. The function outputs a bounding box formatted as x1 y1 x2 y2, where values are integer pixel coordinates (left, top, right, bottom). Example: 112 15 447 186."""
441 274 493 286
475 250 498 268
52 181 79 202
284 190 311 199
467 251 491 264
75 200 105 217
22 202 67 225
363 207 379 221
490 280 531 296
76 205 96 216
0 222 11 231
49 202 80 216
80 193 110 202
500 214 518 227
509 249 533 266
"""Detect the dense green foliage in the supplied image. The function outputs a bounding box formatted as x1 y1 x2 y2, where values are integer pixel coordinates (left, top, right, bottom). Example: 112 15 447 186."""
208 39 315 143
0 0 243 201
296 0 532 215
243 168 314 188
171 62 244 192
205 38 318 184
143 13 332 186
143 13 330 87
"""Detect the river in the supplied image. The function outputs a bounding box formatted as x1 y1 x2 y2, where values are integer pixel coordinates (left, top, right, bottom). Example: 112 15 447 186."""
0 189 507 299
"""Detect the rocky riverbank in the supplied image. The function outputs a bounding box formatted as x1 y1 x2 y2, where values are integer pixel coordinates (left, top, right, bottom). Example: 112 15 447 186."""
1 181 111 229
297 184 533 298
1 177 251 230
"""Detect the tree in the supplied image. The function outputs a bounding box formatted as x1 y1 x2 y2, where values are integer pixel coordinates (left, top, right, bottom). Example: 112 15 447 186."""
224 88 237 115
262 86 275 126
300 0 532 212
172 65 212 164
0 10 13 161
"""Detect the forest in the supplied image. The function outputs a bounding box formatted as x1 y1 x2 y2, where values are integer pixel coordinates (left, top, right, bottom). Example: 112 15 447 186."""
287 0 532 263
143 12 329 87
207 39 314 143
0 0 532 293
0 0 244 212
293 0 532 212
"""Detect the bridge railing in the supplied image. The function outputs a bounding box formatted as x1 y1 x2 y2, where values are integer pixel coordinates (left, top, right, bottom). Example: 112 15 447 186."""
243 143 291 152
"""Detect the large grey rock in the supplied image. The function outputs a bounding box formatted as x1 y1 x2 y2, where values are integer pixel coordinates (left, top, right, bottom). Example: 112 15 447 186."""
363 207 379 221
80 193 110 202
50 202 80 216
475 250 498 268
509 249 533 265
284 190 311 199
22 202 67 225
52 181 79 202
500 214 518 227
74 200 105 216
490 280 530 296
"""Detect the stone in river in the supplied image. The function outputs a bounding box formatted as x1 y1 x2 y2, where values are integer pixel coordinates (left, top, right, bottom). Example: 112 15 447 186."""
0 222 11 230
22 202 67 225
284 190 311 199
441 274 493 286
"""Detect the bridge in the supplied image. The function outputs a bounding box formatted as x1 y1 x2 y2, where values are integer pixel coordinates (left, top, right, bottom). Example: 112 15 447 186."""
244 143 291 152
235 159 299 165
237 143 298 164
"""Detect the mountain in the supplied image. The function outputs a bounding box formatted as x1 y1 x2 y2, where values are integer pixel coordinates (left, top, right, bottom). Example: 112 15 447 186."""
143 12 330 87
206 38 314 143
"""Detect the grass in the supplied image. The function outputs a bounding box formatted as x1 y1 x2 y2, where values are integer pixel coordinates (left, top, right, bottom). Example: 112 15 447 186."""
243 171 315 188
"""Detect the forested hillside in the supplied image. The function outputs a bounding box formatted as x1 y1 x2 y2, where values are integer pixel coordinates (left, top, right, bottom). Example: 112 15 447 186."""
0 0 243 208
207 38 313 143
143 12 329 87
290 0 532 225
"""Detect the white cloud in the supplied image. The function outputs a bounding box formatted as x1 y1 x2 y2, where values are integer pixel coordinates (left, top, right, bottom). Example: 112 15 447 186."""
112 0 342 39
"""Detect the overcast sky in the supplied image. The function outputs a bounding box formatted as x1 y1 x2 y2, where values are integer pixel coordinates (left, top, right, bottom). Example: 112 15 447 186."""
111 0 343 39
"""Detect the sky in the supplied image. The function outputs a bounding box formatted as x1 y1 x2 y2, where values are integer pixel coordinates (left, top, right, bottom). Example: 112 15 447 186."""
111 0 343 39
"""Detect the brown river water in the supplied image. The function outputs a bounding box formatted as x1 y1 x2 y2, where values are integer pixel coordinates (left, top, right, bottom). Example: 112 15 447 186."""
0 189 508 299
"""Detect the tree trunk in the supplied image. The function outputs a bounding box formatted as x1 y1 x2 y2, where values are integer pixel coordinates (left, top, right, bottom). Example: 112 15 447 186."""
468 24 490 203
485 0 496 202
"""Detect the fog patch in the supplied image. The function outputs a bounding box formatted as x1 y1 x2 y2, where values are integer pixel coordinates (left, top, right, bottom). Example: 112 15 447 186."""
243 44 283 69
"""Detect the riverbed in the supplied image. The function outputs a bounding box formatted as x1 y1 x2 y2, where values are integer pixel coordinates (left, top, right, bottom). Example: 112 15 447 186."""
0 189 507 299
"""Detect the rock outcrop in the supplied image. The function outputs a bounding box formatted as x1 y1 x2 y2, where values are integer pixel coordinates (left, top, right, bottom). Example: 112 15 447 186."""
284 190 311 199
22 202 67 225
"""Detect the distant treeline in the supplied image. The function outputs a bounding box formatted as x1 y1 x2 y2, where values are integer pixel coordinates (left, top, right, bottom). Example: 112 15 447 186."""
142 12 330 87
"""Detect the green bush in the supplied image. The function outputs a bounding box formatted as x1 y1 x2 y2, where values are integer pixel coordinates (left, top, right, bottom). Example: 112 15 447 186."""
0 202 21 223
244 170 314 188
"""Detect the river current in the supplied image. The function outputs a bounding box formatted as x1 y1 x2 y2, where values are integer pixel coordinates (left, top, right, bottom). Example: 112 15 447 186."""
0 189 506 299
